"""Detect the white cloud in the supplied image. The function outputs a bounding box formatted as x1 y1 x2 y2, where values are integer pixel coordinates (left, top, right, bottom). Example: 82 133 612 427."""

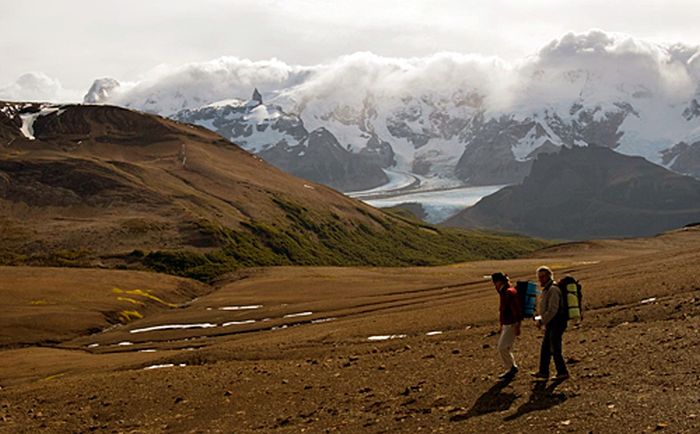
511 30 699 109
0 72 82 102
101 57 314 114
2 0 700 92
82 30 699 117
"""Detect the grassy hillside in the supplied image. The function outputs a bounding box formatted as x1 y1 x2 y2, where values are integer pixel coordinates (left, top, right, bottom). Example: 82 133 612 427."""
140 200 546 281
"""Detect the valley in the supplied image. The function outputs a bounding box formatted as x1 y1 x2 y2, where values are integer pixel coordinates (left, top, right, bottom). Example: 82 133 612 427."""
1 226 699 432
3 10 700 434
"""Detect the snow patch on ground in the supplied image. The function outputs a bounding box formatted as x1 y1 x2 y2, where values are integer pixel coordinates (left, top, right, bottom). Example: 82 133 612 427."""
218 305 262 311
143 363 187 370
283 311 313 318
367 334 407 341
130 323 217 334
511 124 557 162
222 320 256 327
18 106 61 140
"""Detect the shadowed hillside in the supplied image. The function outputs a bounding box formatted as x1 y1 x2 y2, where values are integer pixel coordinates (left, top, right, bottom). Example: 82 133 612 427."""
446 145 700 239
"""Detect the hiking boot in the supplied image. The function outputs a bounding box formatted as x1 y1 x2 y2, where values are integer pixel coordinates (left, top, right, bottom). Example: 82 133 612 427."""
552 373 570 381
498 366 518 380
530 371 548 380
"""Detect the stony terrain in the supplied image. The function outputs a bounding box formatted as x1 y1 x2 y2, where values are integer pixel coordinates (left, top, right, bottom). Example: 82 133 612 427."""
1 226 699 433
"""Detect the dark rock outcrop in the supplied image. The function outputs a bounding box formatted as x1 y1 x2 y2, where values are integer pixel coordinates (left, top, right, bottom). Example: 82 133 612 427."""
259 128 388 192
446 145 700 239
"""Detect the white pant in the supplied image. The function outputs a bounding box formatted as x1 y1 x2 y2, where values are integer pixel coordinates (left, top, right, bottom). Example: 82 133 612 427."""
497 324 518 370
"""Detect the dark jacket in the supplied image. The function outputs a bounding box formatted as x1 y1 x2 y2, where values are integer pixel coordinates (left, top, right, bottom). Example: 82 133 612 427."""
499 286 522 325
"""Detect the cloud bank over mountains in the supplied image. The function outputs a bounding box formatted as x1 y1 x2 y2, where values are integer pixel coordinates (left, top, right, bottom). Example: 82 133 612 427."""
0 30 700 122
81 31 700 164
103 31 700 113
3 30 699 116
54 30 700 114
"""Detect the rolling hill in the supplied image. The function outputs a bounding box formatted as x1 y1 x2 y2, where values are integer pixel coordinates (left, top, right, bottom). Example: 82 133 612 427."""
0 101 545 281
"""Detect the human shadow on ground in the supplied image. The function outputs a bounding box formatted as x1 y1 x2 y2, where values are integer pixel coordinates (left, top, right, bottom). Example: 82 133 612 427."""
502 379 567 421
450 377 519 422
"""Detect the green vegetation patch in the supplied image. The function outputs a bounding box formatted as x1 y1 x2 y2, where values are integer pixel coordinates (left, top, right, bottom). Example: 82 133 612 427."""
140 198 548 282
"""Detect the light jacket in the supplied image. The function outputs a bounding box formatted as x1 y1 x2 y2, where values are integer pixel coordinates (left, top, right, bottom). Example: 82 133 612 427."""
540 279 565 327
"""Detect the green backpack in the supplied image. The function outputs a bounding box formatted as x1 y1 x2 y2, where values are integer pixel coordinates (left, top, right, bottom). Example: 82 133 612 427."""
558 275 583 321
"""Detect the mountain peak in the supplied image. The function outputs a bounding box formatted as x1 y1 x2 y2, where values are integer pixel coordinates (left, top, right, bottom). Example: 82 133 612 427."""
252 88 263 104
84 78 120 104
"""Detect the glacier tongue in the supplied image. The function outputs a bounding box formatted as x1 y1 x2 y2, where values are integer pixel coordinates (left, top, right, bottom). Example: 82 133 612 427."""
364 184 506 223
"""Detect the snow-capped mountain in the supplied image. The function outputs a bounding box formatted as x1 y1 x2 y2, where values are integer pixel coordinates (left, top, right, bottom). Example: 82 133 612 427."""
84 78 121 104
173 90 390 191
82 31 700 191
174 90 307 153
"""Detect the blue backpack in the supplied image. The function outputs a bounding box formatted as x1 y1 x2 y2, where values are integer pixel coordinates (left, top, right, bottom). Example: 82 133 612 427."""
515 280 539 318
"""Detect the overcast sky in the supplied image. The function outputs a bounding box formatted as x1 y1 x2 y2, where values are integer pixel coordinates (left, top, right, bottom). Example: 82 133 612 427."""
2 0 700 97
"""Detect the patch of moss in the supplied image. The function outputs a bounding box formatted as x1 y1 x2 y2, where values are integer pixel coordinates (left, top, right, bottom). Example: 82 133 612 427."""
29 299 50 305
118 310 143 323
116 296 145 306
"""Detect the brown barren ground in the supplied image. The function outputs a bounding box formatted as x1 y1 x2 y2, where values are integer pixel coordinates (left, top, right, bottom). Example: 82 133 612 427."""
1 227 699 433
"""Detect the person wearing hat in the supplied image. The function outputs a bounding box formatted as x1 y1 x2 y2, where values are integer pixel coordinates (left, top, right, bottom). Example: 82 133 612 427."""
491 272 522 380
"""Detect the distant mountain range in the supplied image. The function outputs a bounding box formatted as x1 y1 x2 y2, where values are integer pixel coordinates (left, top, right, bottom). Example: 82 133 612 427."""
0 101 544 280
445 145 700 239
81 31 700 192
172 91 392 192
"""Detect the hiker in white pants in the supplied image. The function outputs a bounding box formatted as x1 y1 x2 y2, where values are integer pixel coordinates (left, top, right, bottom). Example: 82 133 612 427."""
498 323 518 372
491 272 522 380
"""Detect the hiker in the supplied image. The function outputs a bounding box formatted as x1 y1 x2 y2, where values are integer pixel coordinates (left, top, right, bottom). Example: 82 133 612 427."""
492 272 521 380
532 266 569 381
